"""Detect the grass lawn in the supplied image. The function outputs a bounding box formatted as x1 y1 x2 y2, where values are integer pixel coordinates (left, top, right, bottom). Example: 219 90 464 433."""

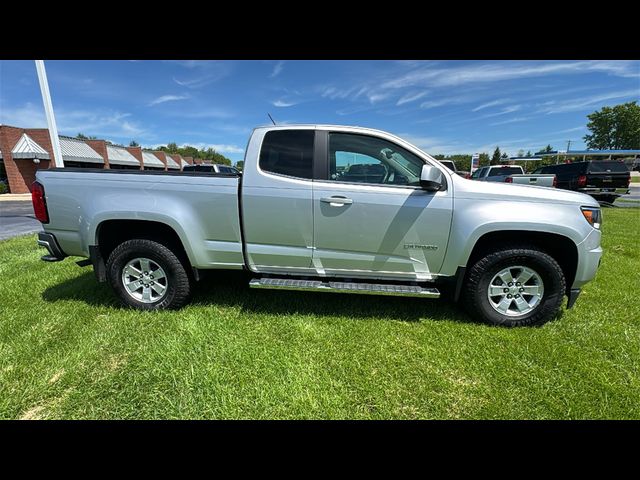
630 176 639 183
1 209 639 419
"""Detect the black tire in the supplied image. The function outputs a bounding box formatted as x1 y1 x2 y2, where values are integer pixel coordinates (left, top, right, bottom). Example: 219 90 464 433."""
462 246 566 327
106 239 191 310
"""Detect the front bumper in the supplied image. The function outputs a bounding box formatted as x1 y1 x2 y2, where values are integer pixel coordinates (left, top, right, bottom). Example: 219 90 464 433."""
37 232 67 262
573 228 602 291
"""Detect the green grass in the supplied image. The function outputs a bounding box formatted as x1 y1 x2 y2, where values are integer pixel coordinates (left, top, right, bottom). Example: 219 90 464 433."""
630 176 639 183
1 209 639 419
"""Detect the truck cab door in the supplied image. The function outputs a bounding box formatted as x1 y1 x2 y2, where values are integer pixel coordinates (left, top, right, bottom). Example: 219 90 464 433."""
241 129 316 274
311 131 453 282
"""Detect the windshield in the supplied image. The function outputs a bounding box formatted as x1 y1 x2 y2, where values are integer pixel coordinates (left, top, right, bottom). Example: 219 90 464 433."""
587 161 629 173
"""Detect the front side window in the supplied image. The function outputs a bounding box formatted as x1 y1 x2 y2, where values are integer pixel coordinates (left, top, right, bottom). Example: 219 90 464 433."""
259 130 314 179
328 133 424 186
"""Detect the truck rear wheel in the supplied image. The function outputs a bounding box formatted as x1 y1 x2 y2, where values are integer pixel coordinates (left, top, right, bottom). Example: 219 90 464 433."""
463 246 566 327
106 239 192 310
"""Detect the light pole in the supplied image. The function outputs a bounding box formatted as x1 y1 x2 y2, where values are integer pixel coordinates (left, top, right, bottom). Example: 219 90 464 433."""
35 60 64 168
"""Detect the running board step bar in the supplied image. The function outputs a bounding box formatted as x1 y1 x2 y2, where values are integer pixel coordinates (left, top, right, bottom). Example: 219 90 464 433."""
249 277 440 298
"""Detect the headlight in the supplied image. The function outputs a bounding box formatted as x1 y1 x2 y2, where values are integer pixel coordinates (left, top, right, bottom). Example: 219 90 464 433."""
581 207 601 230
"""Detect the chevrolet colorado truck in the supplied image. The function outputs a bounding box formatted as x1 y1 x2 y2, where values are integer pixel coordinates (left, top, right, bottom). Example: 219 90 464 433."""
472 165 556 187
33 125 603 327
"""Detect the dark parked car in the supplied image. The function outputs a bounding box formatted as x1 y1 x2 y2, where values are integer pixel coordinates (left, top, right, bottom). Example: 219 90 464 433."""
183 164 240 174
533 161 630 204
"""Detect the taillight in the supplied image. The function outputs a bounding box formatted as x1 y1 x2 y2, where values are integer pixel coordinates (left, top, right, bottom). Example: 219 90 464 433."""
553 175 557 188
577 174 587 187
31 181 49 223
505 177 513 183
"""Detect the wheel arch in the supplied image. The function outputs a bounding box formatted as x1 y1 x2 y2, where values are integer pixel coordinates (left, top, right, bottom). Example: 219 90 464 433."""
460 230 578 298
94 219 194 280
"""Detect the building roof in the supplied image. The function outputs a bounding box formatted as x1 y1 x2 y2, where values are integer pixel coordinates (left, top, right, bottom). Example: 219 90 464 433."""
535 149 640 157
142 151 165 168
106 145 140 167
11 133 50 159
59 137 104 164
165 154 181 170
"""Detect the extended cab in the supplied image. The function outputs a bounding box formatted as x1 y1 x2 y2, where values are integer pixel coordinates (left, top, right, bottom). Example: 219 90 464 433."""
472 165 556 187
33 125 603 327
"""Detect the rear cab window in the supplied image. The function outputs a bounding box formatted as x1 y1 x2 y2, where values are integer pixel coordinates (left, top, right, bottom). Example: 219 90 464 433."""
587 161 629 173
487 166 523 177
259 130 314 179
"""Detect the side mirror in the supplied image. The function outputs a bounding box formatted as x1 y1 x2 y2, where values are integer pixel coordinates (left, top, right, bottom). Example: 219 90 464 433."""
420 164 444 191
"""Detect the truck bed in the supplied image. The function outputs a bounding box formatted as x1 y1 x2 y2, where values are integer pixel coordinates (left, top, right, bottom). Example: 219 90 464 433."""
36 168 244 269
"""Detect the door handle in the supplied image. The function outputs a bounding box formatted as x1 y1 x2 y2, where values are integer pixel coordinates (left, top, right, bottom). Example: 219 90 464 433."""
320 196 353 206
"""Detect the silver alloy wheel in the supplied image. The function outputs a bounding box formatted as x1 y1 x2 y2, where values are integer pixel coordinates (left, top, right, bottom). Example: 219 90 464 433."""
487 265 544 317
121 257 168 303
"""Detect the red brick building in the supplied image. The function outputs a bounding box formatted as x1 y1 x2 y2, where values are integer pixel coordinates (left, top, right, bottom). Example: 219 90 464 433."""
0 125 200 194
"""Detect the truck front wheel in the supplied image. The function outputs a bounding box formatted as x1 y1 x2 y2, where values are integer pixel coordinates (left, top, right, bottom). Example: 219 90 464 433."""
106 239 192 310
463 246 566 327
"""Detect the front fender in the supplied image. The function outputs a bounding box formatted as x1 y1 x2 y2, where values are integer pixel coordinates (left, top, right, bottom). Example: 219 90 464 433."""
439 197 590 276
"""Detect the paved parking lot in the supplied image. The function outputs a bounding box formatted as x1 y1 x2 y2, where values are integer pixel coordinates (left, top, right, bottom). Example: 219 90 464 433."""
0 201 40 241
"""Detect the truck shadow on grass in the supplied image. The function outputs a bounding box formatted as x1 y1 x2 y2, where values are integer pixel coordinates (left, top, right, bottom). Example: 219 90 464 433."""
42 270 476 324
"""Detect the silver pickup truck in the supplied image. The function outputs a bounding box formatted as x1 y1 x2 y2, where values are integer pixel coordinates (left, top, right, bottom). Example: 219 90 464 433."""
472 165 556 187
33 125 603 327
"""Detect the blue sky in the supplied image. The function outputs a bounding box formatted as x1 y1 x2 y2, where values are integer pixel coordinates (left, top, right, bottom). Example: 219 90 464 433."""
1 60 639 163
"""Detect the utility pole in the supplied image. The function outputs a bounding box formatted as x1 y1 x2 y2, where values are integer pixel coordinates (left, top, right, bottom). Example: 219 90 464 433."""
566 140 572 152
35 60 64 168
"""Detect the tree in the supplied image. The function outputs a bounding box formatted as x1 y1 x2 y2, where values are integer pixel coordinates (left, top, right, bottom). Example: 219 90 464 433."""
526 150 532 157
517 149 525 157
479 153 490 168
129 140 139 147
76 133 88 140
584 101 640 150
501 152 510 161
491 147 501 165
235 161 244 171
166 142 179 153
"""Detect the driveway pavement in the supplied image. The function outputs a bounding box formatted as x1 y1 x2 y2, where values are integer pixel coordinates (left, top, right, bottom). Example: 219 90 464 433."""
0 201 41 241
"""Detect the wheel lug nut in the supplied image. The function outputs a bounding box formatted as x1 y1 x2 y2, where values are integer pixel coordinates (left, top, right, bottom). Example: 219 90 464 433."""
507 294 512 298
516 282 521 286
515 294 520 298
503 288 509 293
519 288 524 292
508 282 513 287
151 281 155 285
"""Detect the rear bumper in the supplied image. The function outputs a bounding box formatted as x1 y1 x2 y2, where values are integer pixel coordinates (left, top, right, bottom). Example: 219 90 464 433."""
578 187 629 197
37 232 67 262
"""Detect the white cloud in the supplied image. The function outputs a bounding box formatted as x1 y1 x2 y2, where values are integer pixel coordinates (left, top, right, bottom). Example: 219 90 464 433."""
481 105 522 118
396 91 429 106
472 99 509 112
383 61 640 90
490 116 532 126
272 99 296 107
148 94 189 106
270 61 284 78
0 102 147 139
537 89 640 114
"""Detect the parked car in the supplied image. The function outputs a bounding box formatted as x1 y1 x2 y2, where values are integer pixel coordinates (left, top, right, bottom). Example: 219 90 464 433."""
183 164 240 175
33 125 603 327
438 160 470 179
532 161 631 204
471 165 556 187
